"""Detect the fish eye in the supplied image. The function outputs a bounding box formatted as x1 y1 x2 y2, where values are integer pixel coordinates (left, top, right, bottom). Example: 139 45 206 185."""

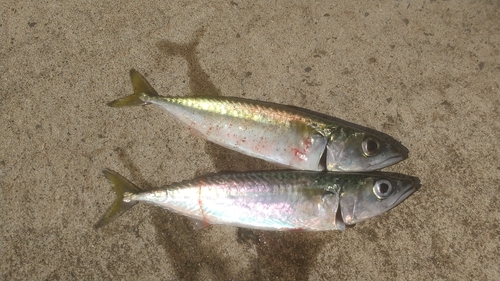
373 180 393 199
362 137 381 156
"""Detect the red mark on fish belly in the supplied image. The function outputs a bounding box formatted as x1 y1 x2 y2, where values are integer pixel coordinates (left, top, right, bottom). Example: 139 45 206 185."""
292 148 307 161
292 137 312 161
198 185 210 227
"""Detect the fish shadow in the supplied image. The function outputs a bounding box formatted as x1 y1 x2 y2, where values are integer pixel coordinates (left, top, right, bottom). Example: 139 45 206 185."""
155 28 278 173
145 29 334 281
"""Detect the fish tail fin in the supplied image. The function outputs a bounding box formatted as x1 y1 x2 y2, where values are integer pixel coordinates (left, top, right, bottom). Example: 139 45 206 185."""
94 169 142 229
107 69 159 107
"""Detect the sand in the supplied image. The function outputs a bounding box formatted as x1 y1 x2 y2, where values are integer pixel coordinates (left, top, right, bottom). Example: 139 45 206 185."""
1 1 499 280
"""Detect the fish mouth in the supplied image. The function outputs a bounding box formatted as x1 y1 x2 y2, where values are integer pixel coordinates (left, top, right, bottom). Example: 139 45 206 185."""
369 141 409 171
393 177 421 207
368 154 407 171
394 142 410 158
407 177 421 194
383 136 409 158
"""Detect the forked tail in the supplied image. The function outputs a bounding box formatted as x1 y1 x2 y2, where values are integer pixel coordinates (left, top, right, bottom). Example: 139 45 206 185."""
107 69 159 107
94 169 142 229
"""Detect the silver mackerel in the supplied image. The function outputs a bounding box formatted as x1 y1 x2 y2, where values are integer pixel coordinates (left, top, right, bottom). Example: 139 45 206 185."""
95 170 419 231
108 69 409 171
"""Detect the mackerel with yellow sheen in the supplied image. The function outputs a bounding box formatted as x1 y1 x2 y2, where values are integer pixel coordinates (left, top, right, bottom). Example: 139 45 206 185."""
94 169 420 231
108 69 408 171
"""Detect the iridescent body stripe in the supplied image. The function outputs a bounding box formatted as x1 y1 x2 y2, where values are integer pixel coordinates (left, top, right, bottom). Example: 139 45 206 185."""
127 171 342 231
145 95 333 171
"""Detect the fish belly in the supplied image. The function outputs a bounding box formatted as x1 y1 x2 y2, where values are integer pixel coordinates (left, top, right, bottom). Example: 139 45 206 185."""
146 172 342 231
151 97 327 171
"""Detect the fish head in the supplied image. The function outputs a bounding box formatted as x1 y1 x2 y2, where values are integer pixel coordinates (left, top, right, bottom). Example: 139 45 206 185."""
339 173 420 225
326 129 409 171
